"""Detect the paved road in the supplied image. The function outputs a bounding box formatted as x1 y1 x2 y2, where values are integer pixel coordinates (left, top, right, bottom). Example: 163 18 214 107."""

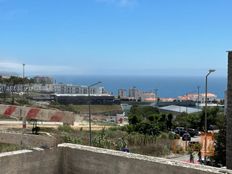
168 135 201 164
172 154 200 164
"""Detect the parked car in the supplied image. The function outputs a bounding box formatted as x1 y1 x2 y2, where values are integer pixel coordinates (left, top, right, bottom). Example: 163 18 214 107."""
187 128 197 137
174 127 185 136
182 132 191 141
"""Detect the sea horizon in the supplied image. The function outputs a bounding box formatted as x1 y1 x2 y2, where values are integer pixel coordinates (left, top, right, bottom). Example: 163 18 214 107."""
52 75 227 99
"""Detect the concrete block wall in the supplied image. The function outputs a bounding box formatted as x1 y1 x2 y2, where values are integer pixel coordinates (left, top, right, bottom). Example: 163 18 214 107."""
59 144 232 174
0 148 62 174
1 143 232 174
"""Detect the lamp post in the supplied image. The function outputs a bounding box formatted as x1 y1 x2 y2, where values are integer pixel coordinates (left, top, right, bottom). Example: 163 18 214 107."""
88 81 102 146
204 69 215 164
197 86 200 109
154 89 158 106
22 63 25 93
22 64 25 78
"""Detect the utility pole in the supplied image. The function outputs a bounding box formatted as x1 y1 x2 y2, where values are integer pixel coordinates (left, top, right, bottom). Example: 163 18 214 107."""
197 86 200 109
204 69 215 164
88 81 102 146
22 64 25 78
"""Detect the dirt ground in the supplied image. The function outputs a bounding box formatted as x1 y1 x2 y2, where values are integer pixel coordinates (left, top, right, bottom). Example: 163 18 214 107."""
0 120 114 131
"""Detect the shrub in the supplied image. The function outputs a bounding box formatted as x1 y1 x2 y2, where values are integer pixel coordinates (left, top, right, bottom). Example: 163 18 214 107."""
58 125 74 133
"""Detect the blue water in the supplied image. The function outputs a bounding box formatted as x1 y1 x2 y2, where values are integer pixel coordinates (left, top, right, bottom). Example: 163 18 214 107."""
53 75 227 99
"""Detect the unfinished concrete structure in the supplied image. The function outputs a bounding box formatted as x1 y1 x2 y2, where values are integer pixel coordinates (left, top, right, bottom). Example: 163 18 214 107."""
0 104 75 125
227 51 232 169
0 143 232 174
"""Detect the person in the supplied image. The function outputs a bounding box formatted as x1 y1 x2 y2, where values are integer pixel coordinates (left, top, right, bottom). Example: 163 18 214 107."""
198 151 202 164
190 152 194 163
122 145 129 153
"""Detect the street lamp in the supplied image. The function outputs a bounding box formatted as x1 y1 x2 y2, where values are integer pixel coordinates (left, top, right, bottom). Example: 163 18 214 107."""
88 81 102 146
204 69 215 164
22 64 25 78
197 86 200 109
154 89 159 106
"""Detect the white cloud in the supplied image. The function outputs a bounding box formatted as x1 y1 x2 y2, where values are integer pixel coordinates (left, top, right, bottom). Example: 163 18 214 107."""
96 0 138 7
0 60 78 75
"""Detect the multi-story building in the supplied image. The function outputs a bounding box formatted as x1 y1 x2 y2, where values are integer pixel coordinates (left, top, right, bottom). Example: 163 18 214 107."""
32 84 54 93
52 84 104 95
118 89 127 98
32 76 53 84
141 92 156 102
0 84 31 93
128 87 142 101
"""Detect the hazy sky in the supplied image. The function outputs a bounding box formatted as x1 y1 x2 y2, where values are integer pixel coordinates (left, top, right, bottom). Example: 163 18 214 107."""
0 0 231 76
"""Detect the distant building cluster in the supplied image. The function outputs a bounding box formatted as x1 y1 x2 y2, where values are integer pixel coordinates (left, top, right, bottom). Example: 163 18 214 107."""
33 76 53 84
178 93 218 103
0 76 106 95
32 83 105 95
118 87 156 102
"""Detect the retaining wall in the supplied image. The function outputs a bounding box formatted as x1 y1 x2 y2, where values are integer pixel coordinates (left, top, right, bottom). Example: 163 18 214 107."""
0 132 57 148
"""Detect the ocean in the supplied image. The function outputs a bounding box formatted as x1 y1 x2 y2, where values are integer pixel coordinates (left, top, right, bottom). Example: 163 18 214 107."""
53 75 227 99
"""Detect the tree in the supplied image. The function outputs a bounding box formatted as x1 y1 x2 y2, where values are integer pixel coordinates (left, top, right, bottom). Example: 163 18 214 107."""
214 127 226 166
166 113 173 130
127 105 165 136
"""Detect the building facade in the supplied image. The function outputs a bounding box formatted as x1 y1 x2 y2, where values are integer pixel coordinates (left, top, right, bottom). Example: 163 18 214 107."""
118 89 127 98
178 93 218 103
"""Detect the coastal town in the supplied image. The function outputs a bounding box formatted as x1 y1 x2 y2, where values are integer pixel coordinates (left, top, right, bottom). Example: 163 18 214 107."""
1 0 232 173
0 75 223 116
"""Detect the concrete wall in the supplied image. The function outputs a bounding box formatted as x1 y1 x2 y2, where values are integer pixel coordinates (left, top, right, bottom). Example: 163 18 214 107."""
0 132 57 148
0 148 62 174
59 144 232 174
1 143 232 174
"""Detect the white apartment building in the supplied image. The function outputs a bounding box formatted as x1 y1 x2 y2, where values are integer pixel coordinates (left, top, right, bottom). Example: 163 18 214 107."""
0 84 31 93
0 83 105 95
52 84 104 94
32 84 54 92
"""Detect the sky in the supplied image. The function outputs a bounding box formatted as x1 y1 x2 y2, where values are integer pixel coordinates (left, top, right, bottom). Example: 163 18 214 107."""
0 0 231 77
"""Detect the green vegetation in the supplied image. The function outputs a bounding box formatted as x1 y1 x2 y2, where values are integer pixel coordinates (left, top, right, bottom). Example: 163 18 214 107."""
49 105 175 157
127 105 173 135
49 124 173 157
214 124 226 167
173 107 224 130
